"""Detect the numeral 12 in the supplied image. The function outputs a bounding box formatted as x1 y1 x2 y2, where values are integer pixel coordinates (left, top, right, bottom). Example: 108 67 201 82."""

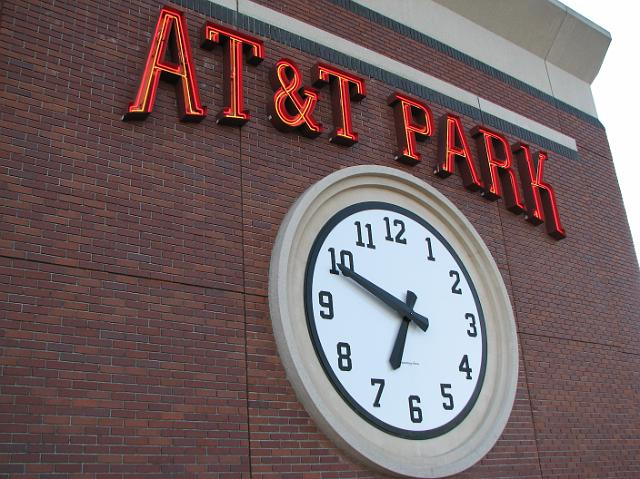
383 217 406 244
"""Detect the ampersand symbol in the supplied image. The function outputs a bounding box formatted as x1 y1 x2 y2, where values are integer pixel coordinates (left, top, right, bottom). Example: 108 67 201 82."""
268 58 322 138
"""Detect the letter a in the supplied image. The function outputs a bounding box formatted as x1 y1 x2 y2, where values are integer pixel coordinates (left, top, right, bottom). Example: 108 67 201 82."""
124 6 206 121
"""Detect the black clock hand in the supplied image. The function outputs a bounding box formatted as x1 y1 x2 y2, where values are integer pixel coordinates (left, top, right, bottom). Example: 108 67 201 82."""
337 264 429 331
389 291 417 370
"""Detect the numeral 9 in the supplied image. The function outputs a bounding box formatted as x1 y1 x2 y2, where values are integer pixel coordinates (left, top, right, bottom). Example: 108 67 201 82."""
318 291 334 319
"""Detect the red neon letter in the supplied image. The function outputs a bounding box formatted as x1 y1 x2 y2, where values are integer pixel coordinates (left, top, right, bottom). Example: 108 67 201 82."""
435 114 482 190
202 23 264 126
513 143 566 239
388 93 434 164
124 6 206 121
471 126 524 213
268 58 322 138
312 63 366 146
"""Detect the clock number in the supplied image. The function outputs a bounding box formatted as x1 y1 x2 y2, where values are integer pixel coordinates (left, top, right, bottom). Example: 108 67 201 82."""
383 217 393 241
318 291 334 319
425 237 435 261
440 384 454 410
465 312 477 337
329 247 339 274
450 270 462 294
408 395 423 423
354 221 376 249
459 355 472 380
337 342 352 371
370 378 385 407
383 217 407 244
328 248 354 275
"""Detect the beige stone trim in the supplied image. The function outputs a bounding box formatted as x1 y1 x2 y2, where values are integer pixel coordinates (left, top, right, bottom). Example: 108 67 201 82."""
269 166 519 477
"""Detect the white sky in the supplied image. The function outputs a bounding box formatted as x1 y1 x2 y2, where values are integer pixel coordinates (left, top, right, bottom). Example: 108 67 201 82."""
561 1 640 264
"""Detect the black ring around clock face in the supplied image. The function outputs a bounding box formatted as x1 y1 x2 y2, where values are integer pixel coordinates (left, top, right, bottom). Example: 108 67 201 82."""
304 202 487 439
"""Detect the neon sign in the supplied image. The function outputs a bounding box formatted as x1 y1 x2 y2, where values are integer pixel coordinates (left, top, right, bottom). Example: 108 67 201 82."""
124 5 566 240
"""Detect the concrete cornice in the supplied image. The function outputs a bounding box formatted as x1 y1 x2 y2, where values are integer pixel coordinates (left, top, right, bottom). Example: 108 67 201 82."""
354 0 609 116
432 0 611 84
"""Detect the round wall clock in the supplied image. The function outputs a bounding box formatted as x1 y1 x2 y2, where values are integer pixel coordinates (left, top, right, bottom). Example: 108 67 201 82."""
269 166 518 478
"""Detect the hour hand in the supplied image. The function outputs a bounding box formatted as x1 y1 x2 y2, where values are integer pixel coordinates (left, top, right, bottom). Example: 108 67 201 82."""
389 291 417 369
337 264 429 331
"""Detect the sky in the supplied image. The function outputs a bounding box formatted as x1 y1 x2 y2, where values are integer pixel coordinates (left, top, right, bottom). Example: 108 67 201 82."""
560 1 640 264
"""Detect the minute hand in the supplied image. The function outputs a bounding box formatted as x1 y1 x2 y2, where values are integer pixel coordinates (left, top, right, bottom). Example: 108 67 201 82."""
337 264 429 331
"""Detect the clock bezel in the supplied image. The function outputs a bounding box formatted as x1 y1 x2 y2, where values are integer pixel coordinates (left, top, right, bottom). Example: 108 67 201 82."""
304 201 488 439
269 165 518 478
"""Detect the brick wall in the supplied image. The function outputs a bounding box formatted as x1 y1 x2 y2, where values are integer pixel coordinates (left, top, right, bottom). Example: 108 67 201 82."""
1 1 639 478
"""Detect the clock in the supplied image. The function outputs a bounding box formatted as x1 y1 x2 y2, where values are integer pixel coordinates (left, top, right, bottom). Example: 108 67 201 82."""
269 166 518 478
305 200 486 439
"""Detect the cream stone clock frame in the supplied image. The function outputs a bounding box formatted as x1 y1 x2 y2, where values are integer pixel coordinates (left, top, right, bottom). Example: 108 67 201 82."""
268 165 518 478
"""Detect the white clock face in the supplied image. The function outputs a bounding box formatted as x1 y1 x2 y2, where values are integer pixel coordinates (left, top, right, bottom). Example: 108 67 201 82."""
305 202 486 438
